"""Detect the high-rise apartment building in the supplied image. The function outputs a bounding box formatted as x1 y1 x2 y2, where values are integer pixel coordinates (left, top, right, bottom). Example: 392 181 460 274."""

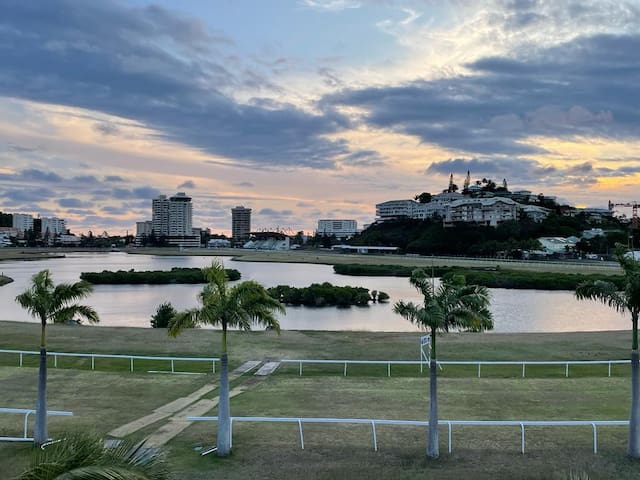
150 193 198 247
231 206 251 245
316 219 358 239
41 217 66 236
12 213 34 234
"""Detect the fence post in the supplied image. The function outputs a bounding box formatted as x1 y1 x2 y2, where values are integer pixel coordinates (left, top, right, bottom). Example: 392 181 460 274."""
91 355 95 370
608 362 612 377
520 423 525 454
387 362 391 378
130 357 134 373
299 362 303 376
54 354 57 368
23 411 31 439
298 419 305 450
371 420 378 451
19 352 23 367
212 360 215 375
478 363 481 378
230 418 234 448
344 362 347 377
565 363 569 378
522 363 525 378
448 421 452 454
592 423 597 454
171 359 175 373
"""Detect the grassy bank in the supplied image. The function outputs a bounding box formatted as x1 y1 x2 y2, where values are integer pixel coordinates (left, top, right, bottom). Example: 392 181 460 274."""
0 274 13 286
0 319 637 479
0 249 65 262
334 263 625 291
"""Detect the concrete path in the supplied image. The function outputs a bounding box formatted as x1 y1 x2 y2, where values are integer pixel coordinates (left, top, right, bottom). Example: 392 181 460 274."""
108 359 280 446
108 384 216 438
255 361 280 376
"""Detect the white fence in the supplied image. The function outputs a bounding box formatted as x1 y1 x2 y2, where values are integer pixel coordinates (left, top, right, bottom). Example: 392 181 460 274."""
280 359 630 378
0 349 218 374
188 415 628 454
0 407 73 442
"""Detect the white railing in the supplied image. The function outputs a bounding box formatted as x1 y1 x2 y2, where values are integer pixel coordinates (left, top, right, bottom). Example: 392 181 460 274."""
280 359 630 378
0 407 73 442
0 349 218 374
188 415 628 454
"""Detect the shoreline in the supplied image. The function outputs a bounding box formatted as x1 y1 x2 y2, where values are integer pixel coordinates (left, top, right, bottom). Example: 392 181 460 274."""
128 247 622 275
0 246 623 275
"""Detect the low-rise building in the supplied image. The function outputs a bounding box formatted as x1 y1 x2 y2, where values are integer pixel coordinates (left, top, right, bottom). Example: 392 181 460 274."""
316 219 358 239
444 197 519 227
519 204 551 223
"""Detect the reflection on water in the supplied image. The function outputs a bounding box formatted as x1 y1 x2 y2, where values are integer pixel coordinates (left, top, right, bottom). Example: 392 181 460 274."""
0 252 629 333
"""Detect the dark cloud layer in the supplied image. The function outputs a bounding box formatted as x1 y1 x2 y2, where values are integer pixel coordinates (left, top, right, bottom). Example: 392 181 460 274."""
327 34 640 156
0 0 352 169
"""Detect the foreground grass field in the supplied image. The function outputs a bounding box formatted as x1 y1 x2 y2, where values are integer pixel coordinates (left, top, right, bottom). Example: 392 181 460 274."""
1 321 638 478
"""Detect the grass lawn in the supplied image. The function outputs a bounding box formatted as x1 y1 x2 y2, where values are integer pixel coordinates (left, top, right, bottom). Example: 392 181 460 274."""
0 322 639 478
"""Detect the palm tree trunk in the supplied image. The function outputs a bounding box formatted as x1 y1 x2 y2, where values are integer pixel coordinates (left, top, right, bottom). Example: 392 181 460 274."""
427 359 439 458
217 326 231 456
34 321 48 446
629 314 640 458
427 329 439 458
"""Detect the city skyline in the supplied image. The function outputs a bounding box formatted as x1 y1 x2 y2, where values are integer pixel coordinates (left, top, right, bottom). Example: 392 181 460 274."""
1 0 639 236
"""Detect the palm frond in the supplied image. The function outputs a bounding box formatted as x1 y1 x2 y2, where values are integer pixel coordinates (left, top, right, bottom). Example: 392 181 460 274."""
575 280 627 313
167 309 199 337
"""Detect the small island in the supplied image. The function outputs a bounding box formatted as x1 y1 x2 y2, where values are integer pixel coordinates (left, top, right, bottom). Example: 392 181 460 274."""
80 267 241 284
0 274 13 286
267 282 389 307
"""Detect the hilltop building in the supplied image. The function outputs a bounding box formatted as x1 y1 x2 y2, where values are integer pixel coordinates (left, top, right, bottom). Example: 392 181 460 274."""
231 206 251 245
444 197 519 227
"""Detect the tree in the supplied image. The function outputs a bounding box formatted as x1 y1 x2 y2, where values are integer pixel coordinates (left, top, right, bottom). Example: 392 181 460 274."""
414 192 432 204
575 247 640 458
150 302 177 328
17 431 168 480
394 271 492 458
15 270 99 446
168 260 284 456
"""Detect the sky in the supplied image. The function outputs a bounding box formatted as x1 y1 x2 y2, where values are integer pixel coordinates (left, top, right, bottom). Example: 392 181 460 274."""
1 0 639 236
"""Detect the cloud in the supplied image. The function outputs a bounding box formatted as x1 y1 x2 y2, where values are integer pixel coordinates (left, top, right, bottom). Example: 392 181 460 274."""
327 33 640 156
0 0 351 169
258 208 294 217
93 122 120 136
340 149 386 166
12 169 63 183
58 198 86 208
177 180 196 189
104 175 126 182
234 181 254 188
113 186 162 199
301 0 361 12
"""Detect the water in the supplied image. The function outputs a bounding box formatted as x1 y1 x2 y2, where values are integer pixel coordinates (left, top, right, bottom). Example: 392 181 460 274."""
0 252 630 333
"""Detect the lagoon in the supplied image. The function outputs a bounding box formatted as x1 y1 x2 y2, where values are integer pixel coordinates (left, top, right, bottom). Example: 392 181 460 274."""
0 252 630 333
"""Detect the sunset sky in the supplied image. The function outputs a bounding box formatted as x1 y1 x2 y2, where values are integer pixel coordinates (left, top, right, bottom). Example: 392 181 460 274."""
1 0 639 236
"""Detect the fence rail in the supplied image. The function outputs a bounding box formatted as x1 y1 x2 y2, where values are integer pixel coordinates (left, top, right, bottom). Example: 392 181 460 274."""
280 359 630 378
188 415 628 454
0 407 73 442
0 349 218 374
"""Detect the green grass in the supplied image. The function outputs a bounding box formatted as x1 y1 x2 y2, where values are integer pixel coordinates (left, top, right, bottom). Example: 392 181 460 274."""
1 321 638 478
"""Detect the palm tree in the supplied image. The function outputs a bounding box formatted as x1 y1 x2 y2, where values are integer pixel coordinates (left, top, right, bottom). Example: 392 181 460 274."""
17 431 168 479
168 260 284 456
575 247 640 458
394 271 493 458
15 270 99 446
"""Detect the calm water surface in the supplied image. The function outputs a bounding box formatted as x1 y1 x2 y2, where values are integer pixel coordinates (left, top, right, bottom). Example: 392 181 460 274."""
0 252 630 333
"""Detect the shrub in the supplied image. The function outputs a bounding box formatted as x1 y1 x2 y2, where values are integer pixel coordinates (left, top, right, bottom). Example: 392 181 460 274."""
151 302 177 328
